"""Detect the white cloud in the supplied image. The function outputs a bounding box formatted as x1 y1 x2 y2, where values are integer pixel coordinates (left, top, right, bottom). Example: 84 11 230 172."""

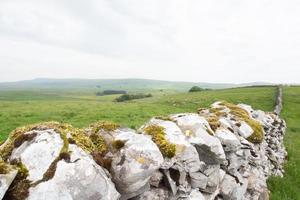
0 0 299 83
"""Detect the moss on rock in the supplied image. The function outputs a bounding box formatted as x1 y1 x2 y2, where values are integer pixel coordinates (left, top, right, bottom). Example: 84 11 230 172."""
207 116 220 133
89 133 108 155
220 101 264 143
89 121 120 133
144 125 176 158
154 116 173 121
112 140 125 150
0 159 11 174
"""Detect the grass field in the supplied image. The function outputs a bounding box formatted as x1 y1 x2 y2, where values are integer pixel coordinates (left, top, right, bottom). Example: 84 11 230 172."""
0 85 299 199
267 86 300 200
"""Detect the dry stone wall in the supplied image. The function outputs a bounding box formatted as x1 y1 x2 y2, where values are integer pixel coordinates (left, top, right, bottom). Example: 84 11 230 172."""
0 101 287 200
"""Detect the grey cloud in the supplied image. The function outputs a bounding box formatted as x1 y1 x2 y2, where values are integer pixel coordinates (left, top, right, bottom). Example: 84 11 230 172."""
0 0 299 83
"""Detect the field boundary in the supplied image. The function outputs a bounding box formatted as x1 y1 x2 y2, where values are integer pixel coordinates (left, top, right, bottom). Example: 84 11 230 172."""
274 86 283 115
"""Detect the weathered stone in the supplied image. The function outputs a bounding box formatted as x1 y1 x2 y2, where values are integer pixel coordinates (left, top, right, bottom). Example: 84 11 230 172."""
215 129 240 151
10 130 63 182
187 189 205 200
110 129 163 199
0 169 18 199
170 113 214 138
28 144 120 200
238 121 254 138
132 187 170 200
189 172 208 189
149 171 163 188
190 132 226 165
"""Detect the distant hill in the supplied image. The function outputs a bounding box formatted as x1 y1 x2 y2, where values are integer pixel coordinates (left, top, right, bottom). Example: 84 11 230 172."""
0 78 274 92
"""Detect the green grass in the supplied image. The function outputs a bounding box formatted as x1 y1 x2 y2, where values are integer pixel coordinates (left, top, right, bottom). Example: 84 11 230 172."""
0 87 276 141
267 86 300 200
0 85 299 200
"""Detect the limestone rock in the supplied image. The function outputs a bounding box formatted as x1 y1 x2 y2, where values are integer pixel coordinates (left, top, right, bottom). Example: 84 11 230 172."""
0 169 18 199
238 121 254 138
215 129 240 152
4 127 120 200
28 144 120 200
10 130 63 182
110 128 164 199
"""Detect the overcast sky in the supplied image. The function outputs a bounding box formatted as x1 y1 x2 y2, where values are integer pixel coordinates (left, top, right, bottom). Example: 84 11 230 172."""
0 0 299 83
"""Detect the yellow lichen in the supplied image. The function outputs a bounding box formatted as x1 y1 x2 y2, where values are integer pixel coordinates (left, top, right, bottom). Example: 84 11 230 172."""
89 121 120 133
0 159 11 174
207 116 220 133
89 133 108 155
136 157 146 164
144 125 176 158
154 116 173 121
184 130 192 137
220 101 264 143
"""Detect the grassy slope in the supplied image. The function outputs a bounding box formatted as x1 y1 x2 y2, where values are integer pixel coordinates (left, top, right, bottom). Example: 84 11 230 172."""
0 87 275 140
267 86 300 200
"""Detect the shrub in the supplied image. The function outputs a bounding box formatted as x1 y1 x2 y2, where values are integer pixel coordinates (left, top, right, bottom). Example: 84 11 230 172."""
115 93 152 102
189 86 205 92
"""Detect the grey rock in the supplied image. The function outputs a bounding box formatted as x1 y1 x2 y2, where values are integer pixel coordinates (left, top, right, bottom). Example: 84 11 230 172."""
110 129 163 199
28 144 120 200
215 129 241 152
189 172 208 189
0 169 18 199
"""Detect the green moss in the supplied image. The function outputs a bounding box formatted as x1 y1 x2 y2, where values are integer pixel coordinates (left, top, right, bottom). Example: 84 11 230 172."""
90 121 120 133
144 125 176 158
89 133 108 155
112 140 125 150
207 116 220 133
0 159 10 174
68 128 94 152
154 116 173 121
91 152 112 170
32 152 70 187
14 132 37 148
4 179 31 200
220 101 264 143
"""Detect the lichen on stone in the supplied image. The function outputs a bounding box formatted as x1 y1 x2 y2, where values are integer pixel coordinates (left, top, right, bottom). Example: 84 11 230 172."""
89 133 108 155
154 116 173 121
0 121 65 161
0 159 11 174
207 116 220 133
219 101 264 143
144 124 176 158
68 128 94 153
89 121 120 133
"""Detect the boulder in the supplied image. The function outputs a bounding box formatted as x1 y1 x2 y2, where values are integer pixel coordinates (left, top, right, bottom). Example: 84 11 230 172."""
28 144 120 200
109 128 164 199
